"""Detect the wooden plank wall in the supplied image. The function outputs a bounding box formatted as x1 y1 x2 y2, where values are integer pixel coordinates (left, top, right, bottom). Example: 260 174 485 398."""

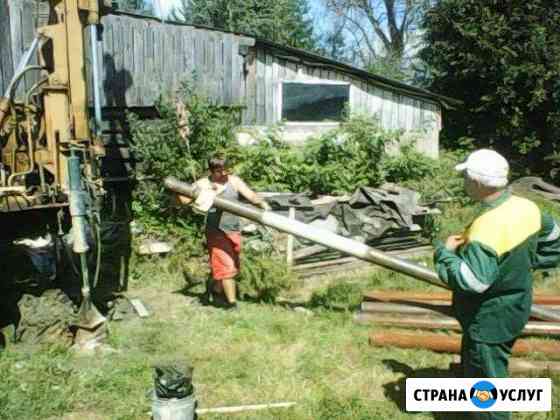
249 47 441 157
0 0 14 96
84 14 252 108
1 9 251 109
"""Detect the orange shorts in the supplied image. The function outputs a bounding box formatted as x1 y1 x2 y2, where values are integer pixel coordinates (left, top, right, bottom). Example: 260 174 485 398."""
206 229 242 281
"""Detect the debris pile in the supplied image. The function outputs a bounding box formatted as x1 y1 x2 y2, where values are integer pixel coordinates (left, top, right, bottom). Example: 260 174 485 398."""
255 184 438 277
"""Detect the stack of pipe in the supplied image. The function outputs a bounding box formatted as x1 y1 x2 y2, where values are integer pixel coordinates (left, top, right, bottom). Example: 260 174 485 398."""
358 290 560 369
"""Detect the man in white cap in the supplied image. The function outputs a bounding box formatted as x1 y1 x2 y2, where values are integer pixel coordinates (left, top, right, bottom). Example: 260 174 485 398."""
435 149 560 420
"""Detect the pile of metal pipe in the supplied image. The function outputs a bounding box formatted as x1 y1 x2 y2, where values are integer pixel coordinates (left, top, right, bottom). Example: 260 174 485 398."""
358 289 560 372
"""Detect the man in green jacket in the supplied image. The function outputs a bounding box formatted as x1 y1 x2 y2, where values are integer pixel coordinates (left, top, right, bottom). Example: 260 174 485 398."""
435 149 560 420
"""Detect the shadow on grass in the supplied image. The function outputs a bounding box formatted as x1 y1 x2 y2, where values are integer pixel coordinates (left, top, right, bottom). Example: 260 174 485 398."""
382 359 470 420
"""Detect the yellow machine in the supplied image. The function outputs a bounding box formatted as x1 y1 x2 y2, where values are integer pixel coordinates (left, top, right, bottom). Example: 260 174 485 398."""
0 0 115 329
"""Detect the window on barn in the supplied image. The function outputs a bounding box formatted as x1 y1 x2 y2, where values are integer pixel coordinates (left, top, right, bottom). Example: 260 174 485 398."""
281 82 350 122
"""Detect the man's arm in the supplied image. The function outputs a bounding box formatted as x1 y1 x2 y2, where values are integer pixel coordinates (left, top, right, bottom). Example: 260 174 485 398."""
534 212 560 269
229 175 270 210
173 178 208 207
434 241 499 294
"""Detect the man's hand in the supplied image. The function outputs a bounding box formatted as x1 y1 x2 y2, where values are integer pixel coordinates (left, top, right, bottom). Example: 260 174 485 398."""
259 201 271 211
445 235 465 252
175 194 193 206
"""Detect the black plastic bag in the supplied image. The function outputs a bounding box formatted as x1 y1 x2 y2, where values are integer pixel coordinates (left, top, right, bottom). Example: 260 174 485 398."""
153 363 194 399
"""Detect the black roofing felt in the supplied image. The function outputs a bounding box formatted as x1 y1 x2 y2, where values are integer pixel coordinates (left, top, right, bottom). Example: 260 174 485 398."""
111 10 461 108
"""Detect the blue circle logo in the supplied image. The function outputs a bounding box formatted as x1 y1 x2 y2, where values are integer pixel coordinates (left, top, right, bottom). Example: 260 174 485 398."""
470 381 498 409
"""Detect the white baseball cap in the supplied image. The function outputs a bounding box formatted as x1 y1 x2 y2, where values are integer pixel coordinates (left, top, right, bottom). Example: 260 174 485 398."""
455 149 509 188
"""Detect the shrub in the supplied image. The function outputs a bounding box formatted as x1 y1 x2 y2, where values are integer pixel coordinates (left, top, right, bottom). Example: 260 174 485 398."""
238 250 297 302
309 283 363 311
302 114 398 194
129 81 240 237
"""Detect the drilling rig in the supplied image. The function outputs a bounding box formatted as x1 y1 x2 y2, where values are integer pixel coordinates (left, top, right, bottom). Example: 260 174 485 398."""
0 0 117 330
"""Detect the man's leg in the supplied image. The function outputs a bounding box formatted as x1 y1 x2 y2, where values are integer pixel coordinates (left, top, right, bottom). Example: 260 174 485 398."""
221 277 237 305
462 335 515 420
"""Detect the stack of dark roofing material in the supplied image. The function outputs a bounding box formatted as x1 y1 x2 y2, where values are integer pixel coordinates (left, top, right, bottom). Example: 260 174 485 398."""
357 290 560 372
267 184 439 277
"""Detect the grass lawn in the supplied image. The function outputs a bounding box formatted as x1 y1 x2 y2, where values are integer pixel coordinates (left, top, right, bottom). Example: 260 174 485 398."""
1 199 560 419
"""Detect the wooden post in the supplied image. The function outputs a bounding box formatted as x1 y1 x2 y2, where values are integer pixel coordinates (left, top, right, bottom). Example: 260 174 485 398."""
286 207 295 267
196 402 296 415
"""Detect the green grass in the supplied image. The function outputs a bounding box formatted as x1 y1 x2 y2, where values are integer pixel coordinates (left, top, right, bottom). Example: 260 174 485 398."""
2 200 560 419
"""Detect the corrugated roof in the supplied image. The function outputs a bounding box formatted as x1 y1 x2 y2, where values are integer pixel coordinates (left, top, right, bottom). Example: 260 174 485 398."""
112 10 461 108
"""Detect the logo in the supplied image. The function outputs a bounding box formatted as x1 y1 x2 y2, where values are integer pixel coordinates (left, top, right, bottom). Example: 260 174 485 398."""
406 378 551 412
470 381 497 409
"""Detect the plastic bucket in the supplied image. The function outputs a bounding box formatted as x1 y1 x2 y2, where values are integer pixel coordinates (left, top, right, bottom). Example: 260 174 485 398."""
151 393 196 420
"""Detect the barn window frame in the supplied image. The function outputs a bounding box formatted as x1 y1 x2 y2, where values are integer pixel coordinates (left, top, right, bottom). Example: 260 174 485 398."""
277 80 352 124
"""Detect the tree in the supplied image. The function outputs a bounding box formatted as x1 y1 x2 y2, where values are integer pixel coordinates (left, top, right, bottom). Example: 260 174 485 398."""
317 22 351 63
323 0 430 78
172 0 317 51
420 1 560 173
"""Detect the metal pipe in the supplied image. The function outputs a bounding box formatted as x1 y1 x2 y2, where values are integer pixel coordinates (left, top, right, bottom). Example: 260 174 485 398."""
369 331 560 358
6 77 49 187
164 177 560 323
360 301 453 316
363 290 560 305
89 25 103 132
4 37 41 98
164 177 446 287
355 312 560 337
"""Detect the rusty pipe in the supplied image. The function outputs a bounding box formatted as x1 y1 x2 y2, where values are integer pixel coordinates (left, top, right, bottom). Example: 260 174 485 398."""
369 331 560 358
355 312 560 337
164 177 560 323
363 290 560 305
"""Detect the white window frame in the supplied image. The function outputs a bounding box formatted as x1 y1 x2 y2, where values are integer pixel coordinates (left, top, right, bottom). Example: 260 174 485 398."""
277 80 351 125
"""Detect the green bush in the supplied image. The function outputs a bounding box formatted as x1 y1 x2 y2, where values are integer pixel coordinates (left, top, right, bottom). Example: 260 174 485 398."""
309 283 363 311
129 81 240 238
382 144 438 183
238 250 297 302
129 83 471 250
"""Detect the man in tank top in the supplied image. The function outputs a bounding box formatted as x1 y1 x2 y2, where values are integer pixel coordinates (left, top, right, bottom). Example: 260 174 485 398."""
177 155 270 309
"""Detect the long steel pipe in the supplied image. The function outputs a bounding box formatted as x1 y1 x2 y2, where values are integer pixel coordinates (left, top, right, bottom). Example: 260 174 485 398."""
164 177 560 322
89 25 103 132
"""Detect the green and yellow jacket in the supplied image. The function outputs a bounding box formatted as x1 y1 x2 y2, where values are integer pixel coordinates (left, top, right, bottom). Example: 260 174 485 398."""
435 191 560 343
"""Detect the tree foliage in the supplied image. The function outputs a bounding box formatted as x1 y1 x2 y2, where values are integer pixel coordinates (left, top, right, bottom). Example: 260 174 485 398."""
172 0 317 51
420 1 560 173
111 0 153 15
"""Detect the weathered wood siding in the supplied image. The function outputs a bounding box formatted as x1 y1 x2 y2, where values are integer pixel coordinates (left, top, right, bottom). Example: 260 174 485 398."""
246 48 441 157
84 14 253 108
0 0 14 96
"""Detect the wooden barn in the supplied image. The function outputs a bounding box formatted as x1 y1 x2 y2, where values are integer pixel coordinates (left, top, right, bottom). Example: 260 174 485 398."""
1 3 456 158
